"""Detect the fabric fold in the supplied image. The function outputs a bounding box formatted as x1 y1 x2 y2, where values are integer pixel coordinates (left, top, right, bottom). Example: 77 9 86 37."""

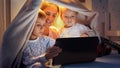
2 0 42 68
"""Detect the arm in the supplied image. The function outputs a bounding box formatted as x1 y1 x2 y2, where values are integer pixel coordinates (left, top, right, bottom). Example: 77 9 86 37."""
79 24 96 37
44 37 62 60
23 46 62 66
23 46 47 65
45 46 62 60
83 14 96 29
80 33 89 37
23 37 56 66
49 26 59 39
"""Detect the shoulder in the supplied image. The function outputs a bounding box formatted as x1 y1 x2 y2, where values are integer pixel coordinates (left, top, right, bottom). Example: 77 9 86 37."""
26 38 39 47
76 23 86 27
41 36 55 47
39 36 55 42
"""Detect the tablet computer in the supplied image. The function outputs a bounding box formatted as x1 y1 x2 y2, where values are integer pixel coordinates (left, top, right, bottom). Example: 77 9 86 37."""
53 37 99 65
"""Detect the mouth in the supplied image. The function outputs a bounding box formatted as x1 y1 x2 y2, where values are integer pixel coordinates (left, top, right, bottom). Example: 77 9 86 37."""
68 22 71 23
46 20 52 26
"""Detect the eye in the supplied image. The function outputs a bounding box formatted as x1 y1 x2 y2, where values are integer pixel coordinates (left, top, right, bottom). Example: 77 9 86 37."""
64 16 68 18
71 16 75 18
37 24 42 27
46 12 50 16
53 14 57 18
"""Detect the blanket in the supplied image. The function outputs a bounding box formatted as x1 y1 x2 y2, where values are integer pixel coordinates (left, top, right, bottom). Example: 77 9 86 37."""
1 0 100 68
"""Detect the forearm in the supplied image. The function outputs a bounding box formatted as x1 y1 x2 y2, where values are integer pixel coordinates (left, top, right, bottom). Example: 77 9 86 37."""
23 53 47 65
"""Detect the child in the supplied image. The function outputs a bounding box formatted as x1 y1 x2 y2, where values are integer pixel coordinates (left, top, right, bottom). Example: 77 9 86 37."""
22 10 61 68
59 8 95 38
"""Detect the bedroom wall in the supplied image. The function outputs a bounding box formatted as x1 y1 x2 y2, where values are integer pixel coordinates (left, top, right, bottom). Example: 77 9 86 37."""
11 0 26 21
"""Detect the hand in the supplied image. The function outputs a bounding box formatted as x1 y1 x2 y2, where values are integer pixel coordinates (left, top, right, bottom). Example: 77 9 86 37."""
45 46 62 60
80 33 89 37
84 14 96 28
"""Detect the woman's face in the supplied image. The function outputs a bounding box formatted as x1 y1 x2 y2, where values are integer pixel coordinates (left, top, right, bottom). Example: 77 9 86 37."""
43 6 58 27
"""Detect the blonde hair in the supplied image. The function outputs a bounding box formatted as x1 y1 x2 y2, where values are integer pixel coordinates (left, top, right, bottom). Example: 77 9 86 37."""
40 2 59 12
60 7 78 17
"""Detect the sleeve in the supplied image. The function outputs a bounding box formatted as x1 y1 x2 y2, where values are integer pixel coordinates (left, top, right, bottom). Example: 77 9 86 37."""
79 24 89 34
22 45 47 66
87 29 96 36
46 37 56 48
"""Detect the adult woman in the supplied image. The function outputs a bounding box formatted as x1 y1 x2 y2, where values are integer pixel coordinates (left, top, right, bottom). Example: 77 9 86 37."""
40 2 59 39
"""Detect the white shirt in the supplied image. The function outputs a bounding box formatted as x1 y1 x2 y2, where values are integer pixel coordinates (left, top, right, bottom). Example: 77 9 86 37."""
59 23 93 38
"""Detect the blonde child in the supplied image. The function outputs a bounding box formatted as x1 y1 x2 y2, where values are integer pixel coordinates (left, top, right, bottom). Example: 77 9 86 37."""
59 8 94 38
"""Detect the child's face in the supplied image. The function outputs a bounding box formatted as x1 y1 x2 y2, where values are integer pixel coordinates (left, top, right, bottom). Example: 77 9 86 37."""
61 9 77 27
32 18 45 37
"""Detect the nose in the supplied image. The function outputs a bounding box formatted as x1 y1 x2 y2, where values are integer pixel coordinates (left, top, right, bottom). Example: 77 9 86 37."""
40 27 44 33
67 17 72 22
47 15 53 21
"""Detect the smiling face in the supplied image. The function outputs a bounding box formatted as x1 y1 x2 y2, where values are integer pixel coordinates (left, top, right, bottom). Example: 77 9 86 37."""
61 8 78 28
42 5 58 27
